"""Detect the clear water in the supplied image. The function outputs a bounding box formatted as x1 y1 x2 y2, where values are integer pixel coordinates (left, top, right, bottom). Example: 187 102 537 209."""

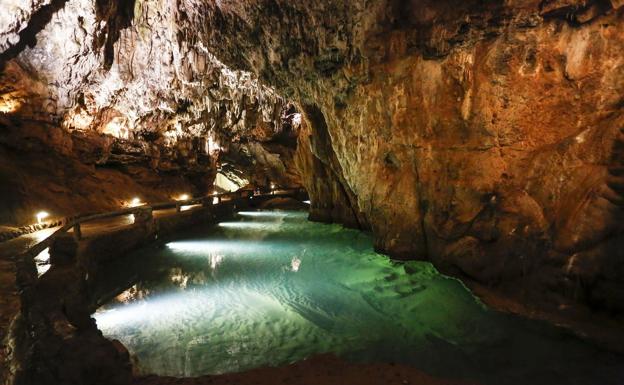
94 210 623 384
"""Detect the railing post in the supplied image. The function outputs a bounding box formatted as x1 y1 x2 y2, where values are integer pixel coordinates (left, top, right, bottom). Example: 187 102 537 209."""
72 223 82 241
133 207 153 225
202 196 213 208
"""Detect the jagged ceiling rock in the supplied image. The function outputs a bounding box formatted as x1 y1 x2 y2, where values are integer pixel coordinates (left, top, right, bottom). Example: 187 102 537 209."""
0 0 302 224
1 0 624 324
190 0 624 316
2 0 286 141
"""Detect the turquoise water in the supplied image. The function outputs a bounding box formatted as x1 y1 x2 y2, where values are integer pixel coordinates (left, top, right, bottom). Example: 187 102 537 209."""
94 210 623 384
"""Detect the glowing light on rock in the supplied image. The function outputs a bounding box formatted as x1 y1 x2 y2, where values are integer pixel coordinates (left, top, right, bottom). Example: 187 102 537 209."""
177 194 190 201
116 285 147 303
34 247 50 277
214 172 248 192
303 200 311 205
163 122 185 147
0 98 20 114
170 269 189 289
206 135 221 154
103 118 130 139
292 113 302 128
127 197 143 208
63 109 93 130
36 211 50 224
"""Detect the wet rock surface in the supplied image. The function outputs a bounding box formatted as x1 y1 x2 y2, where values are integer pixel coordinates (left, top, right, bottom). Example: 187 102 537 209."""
0 0 303 224
0 0 623 363
193 0 624 322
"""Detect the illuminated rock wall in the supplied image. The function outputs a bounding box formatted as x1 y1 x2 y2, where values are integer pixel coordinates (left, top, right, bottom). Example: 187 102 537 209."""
196 0 624 316
1 0 624 319
0 0 301 224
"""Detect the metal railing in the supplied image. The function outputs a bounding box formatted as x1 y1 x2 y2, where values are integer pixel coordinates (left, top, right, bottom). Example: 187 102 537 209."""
21 187 307 260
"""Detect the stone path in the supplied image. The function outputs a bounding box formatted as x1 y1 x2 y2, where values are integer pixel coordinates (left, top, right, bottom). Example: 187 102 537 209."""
0 190 302 382
0 228 57 383
0 205 203 382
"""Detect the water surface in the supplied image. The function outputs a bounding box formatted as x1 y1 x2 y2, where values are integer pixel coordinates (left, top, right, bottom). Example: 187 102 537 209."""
94 210 623 384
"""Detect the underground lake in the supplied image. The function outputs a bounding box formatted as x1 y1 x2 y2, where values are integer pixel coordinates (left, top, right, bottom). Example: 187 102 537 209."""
93 210 624 385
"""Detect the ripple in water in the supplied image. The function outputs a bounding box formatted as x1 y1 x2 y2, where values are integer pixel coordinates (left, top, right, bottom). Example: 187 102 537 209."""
94 210 623 384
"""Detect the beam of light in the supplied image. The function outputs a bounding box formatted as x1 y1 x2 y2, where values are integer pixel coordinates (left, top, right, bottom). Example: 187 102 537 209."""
166 240 257 254
165 240 298 257
36 211 49 224
237 211 290 218
303 200 311 205
217 222 282 229
168 241 223 253
94 287 283 332
176 194 190 201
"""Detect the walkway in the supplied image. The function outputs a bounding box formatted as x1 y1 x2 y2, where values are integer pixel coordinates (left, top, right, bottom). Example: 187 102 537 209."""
0 188 306 383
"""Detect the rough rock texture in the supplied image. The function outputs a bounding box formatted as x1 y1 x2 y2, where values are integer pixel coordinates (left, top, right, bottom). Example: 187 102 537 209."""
0 0 302 224
194 0 624 318
1 0 623 333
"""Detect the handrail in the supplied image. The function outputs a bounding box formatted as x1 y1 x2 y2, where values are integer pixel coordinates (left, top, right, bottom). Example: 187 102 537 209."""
20 187 307 260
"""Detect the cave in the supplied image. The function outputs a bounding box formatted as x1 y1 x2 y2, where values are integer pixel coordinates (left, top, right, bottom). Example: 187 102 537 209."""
1 1 623 384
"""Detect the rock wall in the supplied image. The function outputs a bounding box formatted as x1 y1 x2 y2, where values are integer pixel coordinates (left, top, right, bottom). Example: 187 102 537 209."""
0 0 301 225
1 0 623 321
196 0 624 316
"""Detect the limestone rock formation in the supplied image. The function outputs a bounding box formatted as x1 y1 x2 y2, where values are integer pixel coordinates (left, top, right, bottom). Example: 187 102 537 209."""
1 0 623 326
196 0 624 318
0 0 301 224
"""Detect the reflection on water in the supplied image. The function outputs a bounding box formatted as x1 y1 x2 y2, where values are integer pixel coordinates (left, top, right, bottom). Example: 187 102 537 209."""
94 211 623 384
34 247 50 276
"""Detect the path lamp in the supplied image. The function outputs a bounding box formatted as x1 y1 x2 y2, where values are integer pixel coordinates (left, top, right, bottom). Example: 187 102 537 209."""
36 211 49 224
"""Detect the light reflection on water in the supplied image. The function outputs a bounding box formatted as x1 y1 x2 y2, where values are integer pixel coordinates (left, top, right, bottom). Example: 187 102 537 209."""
94 210 623 384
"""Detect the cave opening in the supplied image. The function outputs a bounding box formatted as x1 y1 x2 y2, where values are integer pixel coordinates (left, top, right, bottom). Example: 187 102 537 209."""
1 1 623 385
